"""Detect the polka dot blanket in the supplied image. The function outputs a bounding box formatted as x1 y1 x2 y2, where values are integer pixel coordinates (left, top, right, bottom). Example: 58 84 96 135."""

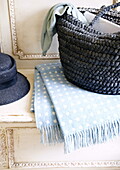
31 62 120 153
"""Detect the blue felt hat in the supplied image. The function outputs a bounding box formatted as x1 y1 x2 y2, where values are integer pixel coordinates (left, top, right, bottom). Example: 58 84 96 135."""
0 53 30 105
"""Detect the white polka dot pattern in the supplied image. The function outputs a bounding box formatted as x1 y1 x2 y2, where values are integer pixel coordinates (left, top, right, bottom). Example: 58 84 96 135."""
31 62 120 152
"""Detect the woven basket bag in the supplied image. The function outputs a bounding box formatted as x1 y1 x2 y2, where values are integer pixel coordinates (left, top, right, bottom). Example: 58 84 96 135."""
56 2 120 95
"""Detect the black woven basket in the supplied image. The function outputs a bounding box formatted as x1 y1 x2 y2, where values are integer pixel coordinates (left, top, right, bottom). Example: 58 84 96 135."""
56 3 120 95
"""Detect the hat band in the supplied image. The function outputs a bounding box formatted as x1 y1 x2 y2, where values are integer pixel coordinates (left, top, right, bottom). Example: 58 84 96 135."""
0 75 17 90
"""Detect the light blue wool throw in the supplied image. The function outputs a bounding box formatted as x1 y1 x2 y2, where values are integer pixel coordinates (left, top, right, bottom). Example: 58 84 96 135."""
31 63 120 153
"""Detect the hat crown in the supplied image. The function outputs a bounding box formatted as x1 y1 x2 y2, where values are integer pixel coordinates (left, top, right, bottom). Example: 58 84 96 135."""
0 53 17 84
0 53 30 105
0 53 12 71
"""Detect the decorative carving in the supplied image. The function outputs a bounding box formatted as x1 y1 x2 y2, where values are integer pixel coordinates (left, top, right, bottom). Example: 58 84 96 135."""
7 129 15 168
8 0 117 60
8 0 59 59
7 128 120 169
8 0 18 55
0 129 7 168
9 160 120 168
16 49 25 59
8 0 118 60
20 53 59 60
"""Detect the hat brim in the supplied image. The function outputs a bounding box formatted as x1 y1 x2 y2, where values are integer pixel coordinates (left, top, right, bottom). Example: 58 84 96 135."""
0 72 30 105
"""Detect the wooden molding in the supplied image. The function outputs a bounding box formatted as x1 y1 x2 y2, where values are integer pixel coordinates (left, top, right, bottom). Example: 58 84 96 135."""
7 128 120 169
8 0 59 60
8 0 119 60
0 129 8 168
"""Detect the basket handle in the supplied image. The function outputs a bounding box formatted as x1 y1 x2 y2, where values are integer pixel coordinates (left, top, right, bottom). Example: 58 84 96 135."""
89 2 120 26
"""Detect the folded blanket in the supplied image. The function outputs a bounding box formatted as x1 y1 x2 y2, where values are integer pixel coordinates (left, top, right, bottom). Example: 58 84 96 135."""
31 63 120 153
41 3 87 56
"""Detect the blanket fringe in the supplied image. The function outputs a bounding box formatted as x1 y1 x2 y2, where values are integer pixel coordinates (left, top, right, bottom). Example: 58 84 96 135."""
40 124 64 144
64 119 120 153
39 119 120 153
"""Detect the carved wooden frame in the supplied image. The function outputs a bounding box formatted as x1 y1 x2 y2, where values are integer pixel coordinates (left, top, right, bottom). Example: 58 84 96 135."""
8 0 118 60
8 0 59 59
7 128 120 169
0 129 8 169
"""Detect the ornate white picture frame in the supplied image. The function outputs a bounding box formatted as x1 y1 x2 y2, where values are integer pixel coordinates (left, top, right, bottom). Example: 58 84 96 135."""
8 0 59 59
8 0 118 60
6 128 120 169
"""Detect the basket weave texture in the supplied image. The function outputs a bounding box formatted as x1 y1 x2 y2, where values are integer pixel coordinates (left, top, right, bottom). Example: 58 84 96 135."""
56 3 120 95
